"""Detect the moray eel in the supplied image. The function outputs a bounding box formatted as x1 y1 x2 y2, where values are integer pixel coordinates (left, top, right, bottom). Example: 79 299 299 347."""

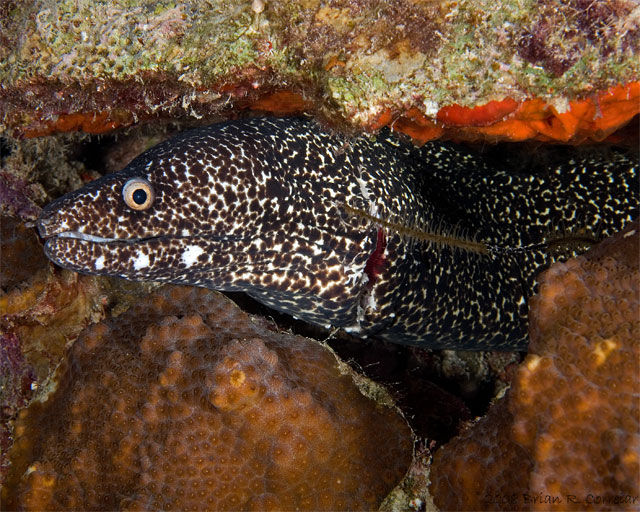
38 117 638 350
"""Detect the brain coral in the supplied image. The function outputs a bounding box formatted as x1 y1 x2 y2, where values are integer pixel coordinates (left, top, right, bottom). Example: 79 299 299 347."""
1 285 412 511
430 220 639 511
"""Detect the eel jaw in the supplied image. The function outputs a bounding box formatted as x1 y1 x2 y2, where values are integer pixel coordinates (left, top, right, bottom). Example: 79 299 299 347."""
38 210 167 275
41 234 151 277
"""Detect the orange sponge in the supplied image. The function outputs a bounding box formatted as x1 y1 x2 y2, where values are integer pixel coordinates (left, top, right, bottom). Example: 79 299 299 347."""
430 221 639 511
2 285 412 511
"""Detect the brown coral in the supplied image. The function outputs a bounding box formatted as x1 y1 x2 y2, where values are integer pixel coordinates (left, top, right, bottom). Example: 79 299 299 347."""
429 220 640 511
1 285 413 511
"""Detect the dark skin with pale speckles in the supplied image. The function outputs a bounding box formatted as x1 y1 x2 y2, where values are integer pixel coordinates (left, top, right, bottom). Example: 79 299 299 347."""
38 118 638 349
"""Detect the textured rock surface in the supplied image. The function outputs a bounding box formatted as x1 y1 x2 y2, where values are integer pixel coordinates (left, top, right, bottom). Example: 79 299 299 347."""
0 216 110 483
429 221 640 510
1 285 413 511
0 217 105 380
0 217 48 293
0 0 638 140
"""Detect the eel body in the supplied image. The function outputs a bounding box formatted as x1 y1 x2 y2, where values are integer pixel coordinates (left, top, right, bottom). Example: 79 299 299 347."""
37 117 638 350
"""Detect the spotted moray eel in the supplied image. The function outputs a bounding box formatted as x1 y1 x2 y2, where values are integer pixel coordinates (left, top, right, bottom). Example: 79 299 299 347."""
38 117 638 350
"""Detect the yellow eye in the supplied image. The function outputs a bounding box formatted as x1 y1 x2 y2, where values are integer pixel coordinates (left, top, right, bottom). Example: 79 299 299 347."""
122 178 155 210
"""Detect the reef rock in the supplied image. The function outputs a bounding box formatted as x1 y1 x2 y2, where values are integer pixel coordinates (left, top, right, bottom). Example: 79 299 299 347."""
1 285 413 511
429 221 639 511
0 217 48 294
0 0 638 141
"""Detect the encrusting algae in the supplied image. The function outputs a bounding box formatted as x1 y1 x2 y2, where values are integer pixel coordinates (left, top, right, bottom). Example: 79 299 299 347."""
0 0 638 140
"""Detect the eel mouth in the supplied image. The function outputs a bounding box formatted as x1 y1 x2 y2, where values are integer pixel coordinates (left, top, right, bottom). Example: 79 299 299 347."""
46 231 160 244
51 231 124 243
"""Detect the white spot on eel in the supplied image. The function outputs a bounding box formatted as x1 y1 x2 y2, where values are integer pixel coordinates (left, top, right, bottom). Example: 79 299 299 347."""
182 245 205 267
133 252 150 270
95 255 105 270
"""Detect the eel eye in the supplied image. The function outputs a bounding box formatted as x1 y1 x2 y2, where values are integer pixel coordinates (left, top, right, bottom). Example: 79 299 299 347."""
123 178 155 210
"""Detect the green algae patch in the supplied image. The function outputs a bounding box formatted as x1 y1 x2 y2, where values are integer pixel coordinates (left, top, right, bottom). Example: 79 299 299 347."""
0 0 268 85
